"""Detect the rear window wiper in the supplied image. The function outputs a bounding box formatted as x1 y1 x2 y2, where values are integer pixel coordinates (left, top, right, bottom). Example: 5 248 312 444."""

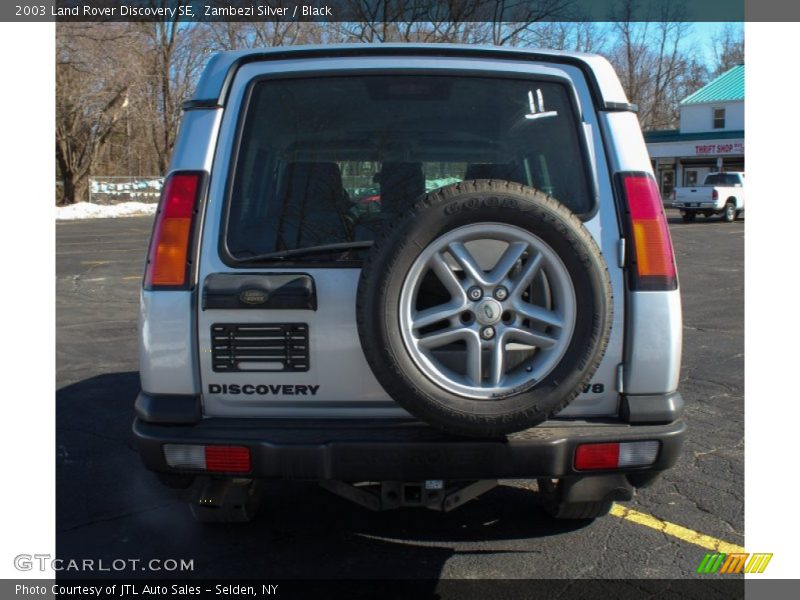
234 241 374 263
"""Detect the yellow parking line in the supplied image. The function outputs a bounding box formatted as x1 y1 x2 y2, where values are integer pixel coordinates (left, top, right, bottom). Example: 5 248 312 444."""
122 276 141 280
610 504 744 554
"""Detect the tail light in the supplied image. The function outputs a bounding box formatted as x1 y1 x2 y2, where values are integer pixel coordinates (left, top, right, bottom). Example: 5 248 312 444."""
574 441 660 471
618 173 678 291
712 189 719 201
144 172 204 290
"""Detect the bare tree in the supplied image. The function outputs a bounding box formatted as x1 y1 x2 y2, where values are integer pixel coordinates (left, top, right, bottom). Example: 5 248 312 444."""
205 6 326 51
711 23 744 76
323 0 597 51
608 0 707 130
334 0 434 42
492 21 606 52
478 0 577 46
205 21 256 50
56 24 137 204
131 6 210 175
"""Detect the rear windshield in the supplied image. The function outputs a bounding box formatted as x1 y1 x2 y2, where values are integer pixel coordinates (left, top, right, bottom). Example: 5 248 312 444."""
704 173 741 185
225 75 592 261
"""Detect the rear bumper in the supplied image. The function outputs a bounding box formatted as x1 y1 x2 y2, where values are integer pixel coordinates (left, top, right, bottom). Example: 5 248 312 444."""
133 415 686 482
674 202 722 211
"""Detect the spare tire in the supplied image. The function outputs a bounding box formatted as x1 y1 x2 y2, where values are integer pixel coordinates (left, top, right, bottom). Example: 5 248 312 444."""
357 180 612 437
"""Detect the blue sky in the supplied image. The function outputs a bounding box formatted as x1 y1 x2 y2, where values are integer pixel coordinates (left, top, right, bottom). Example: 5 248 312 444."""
691 22 743 66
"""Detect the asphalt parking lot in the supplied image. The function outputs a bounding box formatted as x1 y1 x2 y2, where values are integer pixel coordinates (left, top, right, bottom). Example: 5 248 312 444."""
56 212 743 581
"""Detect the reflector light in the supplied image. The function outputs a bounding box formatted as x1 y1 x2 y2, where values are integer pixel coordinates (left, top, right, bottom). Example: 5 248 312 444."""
574 443 619 470
205 446 251 473
163 444 251 473
574 441 660 471
144 172 202 288
620 174 678 291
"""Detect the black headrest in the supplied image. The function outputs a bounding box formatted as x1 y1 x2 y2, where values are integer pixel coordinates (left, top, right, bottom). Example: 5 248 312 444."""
464 163 524 183
375 162 424 185
376 162 426 214
285 162 343 184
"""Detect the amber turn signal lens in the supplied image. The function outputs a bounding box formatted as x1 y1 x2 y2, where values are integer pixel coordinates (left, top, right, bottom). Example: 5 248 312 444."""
144 172 202 289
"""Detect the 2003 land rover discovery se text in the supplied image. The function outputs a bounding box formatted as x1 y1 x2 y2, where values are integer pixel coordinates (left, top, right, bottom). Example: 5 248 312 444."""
133 44 685 523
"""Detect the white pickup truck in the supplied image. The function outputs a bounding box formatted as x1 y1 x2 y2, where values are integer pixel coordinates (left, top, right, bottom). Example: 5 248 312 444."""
672 171 745 222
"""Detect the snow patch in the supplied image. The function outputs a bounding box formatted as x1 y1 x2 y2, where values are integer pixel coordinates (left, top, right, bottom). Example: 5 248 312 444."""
56 201 157 220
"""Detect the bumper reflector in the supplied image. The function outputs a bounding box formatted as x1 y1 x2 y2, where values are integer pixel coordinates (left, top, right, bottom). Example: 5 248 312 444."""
575 441 660 471
163 444 251 473
205 445 251 473
574 442 619 470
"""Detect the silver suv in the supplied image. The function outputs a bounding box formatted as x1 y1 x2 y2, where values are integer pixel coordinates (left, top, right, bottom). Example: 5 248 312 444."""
134 44 685 523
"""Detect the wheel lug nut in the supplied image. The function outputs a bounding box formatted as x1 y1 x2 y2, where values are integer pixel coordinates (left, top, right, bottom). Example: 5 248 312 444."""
494 286 508 301
481 326 495 340
468 286 483 301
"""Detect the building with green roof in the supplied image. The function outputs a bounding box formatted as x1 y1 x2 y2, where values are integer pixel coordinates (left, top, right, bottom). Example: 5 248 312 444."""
645 65 744 202
681 65 744 106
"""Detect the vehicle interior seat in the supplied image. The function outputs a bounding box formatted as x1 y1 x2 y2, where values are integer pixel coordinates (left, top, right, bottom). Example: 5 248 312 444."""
376 162 426 216
272 161 354 247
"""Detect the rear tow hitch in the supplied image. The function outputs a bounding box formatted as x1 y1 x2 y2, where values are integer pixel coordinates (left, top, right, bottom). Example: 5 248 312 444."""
318 479 498 511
